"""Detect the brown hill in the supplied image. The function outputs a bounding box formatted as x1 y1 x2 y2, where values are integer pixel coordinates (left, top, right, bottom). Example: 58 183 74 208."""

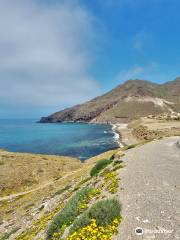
0 151 81 197
40 78 180 123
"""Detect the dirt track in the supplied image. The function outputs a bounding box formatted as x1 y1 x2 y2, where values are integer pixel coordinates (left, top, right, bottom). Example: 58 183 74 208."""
114 137 180 240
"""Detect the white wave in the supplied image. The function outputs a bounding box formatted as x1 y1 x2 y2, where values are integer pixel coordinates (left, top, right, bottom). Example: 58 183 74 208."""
111 123 124 147
113 132 119 140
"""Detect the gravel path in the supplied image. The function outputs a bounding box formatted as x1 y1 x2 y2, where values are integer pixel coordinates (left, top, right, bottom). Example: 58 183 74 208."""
114 137 180 240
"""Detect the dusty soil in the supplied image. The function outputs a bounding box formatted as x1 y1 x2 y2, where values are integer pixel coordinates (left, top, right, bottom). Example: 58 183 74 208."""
129 118 180 141
114 136 180 240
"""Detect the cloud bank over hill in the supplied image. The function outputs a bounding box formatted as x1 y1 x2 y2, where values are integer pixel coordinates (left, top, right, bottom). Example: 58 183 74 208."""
0 0 100 115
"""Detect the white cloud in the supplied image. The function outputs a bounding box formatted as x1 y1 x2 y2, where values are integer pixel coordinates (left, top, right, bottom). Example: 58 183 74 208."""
0 0 101 109
116 63 158 81
133 30 148 52
119 66 144 80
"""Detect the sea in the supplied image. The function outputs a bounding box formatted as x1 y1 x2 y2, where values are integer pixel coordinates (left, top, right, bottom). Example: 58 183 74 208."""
0 119 119 160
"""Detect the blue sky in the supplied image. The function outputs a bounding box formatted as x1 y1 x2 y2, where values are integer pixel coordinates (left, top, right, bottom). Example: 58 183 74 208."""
0 0 180 118
85 0 180 91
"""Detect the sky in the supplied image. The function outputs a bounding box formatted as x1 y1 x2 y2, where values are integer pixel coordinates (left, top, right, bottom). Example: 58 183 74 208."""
0 0 180 118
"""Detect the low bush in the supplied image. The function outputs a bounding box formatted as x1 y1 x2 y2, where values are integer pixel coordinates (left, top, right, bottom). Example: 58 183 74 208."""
90 159 112 177
72 176 92 191
53 185 70 196
124 144 137 150
109 153 116 160
113 165 124 172
113 160 123 166
103 172 119 194
47 186 93 239
67 217 121 240
70 198 121 233
0 228 19 240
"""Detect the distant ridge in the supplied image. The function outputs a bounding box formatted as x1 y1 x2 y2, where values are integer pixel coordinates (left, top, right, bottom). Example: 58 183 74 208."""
40 78 180 123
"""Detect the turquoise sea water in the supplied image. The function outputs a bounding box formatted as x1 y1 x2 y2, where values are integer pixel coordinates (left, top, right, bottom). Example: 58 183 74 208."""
0 119 118 160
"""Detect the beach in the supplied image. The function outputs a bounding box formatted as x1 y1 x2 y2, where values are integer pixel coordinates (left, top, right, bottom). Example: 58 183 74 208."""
111 123 137 147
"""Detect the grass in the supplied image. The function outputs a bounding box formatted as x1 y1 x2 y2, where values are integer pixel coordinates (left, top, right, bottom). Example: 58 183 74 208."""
90 159 112 177
103 172 119 194
113 160 123 166
0 161 4 165
16 202 65 240
122 143 138 150
109 153 116 160
53 185 71 196
113 165 124 172
86 149 119 164
70 199 121 234
1 148 124 239
47 186 93 239
0 150 82 196
71 176 92 192
0 228 19 240
121 140 151 151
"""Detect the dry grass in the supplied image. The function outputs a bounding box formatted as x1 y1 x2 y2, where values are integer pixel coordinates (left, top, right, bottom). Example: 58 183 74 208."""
0 150 81 197
0 148 120 238
130 117 180 141
86 149 119 165
0 163 91 238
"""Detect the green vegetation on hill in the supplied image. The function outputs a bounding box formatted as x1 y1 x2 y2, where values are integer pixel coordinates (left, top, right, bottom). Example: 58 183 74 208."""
46 151 125 240
0 145 129 239
47 186 93 239
90 159 112 176
70 199 121 233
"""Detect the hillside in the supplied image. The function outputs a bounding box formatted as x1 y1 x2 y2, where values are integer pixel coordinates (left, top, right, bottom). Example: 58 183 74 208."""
1 137 180 239
0 148 121 239
0 151 81 197
40 78 180 123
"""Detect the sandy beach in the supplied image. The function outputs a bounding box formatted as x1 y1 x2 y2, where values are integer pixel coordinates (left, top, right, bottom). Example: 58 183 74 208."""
112 123 137 147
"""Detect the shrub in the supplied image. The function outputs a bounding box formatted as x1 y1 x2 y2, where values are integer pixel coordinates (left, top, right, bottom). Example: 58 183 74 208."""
70 199 121 233
72 177 92 192
113 165 124 172
0 228 19 240
109 153 116 160
103 172 119 194
47 186 93 239
53 185 70 196
113 160 123 166
90 159 112 177
67 217 121 240
125 144 137 150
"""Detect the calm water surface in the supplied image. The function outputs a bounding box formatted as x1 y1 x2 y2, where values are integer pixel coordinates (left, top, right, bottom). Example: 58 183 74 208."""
0 119 118 160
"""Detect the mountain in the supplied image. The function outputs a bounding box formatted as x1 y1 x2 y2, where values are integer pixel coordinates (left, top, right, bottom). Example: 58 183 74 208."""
40 78 180 123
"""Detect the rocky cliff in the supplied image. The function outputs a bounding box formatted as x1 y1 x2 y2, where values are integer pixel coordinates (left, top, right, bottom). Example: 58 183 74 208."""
40 78 180 123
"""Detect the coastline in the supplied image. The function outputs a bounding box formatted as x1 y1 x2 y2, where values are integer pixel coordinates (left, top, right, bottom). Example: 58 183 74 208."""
111 123 137 147
0 120 119 160
111 124 124 147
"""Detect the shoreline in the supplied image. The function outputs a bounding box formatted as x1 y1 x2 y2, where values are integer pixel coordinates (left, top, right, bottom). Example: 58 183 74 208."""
111 123 138 147
111 124 124 147
111 123 127 148
0 121 121 161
